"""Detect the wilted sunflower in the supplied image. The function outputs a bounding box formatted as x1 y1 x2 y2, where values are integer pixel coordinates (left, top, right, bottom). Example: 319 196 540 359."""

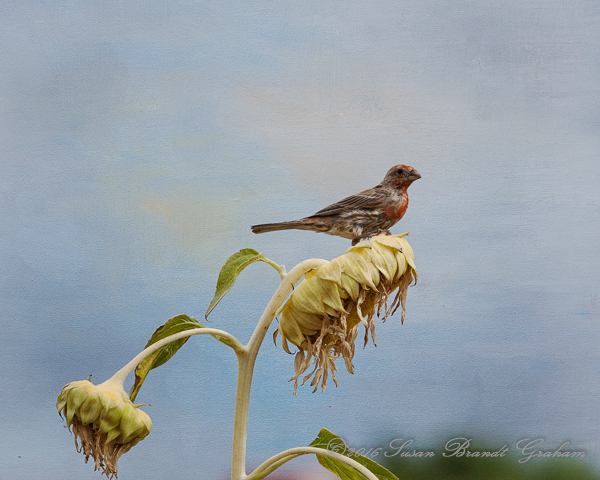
274 233 417 393
57 378 152 479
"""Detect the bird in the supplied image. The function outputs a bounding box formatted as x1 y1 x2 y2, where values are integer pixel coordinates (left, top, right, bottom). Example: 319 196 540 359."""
251 165 421 245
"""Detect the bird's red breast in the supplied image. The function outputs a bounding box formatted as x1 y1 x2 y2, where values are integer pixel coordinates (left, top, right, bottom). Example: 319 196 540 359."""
382 191 409 221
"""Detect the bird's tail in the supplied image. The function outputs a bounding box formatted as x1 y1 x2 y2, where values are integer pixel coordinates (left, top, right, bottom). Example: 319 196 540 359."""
251 220 311 234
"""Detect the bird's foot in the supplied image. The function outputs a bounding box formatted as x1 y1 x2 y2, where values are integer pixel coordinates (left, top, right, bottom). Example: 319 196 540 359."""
351 229 391 246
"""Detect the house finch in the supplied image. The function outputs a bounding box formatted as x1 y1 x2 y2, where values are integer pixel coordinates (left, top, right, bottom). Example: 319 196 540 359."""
251 165 421 245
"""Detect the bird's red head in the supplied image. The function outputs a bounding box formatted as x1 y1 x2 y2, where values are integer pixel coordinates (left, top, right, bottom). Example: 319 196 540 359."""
382 165 421 188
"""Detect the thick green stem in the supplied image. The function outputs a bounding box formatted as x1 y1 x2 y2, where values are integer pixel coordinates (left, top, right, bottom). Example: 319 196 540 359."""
230 258 327 480
231 349 255 479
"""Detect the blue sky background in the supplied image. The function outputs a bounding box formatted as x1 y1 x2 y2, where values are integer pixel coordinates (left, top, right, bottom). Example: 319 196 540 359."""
1 1 599 479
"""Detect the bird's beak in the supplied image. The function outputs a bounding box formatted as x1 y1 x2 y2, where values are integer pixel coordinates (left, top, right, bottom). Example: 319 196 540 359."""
408 169 421 181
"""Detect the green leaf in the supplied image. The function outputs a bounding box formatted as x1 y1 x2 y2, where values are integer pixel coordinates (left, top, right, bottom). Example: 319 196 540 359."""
309 428 398 480
129 314 204 402
205 248 273 319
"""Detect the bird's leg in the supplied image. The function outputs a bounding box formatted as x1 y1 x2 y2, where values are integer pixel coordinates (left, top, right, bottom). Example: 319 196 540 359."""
352 228 392 245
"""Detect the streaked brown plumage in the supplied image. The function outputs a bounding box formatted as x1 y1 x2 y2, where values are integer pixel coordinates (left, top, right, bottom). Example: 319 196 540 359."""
251 165 421 245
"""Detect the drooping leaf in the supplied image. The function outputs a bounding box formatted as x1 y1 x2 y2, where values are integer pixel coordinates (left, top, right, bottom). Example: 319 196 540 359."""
309 428 398 480
129 314 204 401
205 248 275 319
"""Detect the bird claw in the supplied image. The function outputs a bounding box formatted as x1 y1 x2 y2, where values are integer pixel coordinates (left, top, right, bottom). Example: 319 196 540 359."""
351 229 392 245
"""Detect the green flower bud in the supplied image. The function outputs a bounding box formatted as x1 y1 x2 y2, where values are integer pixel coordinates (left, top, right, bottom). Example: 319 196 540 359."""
274 233 417 394
57 378 152 479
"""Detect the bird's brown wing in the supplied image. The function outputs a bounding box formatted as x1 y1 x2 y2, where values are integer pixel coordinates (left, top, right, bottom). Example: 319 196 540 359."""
307 184 386 218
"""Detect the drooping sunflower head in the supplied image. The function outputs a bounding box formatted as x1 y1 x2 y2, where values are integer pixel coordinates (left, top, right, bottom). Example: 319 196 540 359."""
57 378 152 479
274 233 417 393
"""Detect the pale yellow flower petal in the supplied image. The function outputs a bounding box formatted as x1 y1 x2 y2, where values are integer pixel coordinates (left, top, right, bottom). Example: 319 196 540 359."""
339 250 378 290
370 240 398 282
289 275 326 314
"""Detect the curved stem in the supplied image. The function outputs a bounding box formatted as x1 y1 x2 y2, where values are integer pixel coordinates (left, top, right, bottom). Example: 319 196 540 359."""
110 328 246 386
245 454 301 480
246 258 327 357
231 258 328 480
246 447 379 480
262 258 287 280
